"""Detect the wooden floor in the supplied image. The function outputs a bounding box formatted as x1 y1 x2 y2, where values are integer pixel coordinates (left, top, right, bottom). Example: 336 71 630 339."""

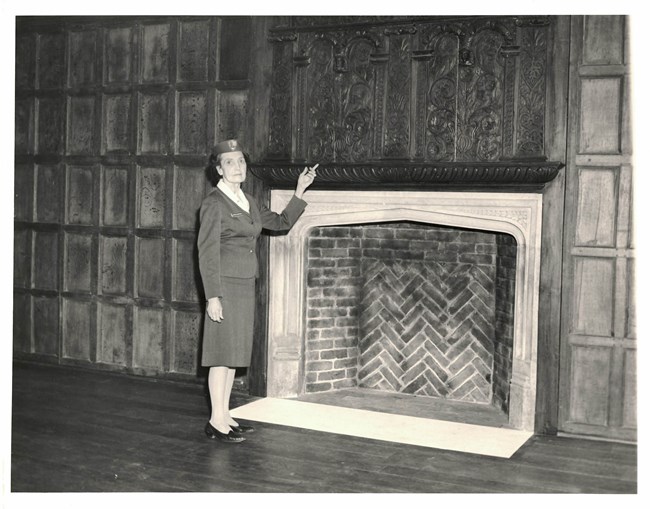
10 361 637 493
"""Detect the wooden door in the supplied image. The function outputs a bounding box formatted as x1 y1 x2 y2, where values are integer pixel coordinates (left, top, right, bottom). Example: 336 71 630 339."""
559 15 635 441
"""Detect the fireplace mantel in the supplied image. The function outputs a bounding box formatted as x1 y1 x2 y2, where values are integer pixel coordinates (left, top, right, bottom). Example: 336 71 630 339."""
266 189 543 431
250 161 563 190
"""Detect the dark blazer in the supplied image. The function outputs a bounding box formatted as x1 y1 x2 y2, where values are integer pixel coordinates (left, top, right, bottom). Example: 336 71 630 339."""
197 187 307 300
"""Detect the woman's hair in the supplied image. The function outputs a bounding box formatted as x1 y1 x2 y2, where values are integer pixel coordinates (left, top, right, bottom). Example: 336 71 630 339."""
205 152 221 186
205 151 251 187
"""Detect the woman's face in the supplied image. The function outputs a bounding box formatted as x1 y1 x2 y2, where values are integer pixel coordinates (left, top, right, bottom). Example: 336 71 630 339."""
217 151 247 184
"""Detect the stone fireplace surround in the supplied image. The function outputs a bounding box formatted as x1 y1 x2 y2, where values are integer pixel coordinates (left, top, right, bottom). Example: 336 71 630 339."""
266 189 542 432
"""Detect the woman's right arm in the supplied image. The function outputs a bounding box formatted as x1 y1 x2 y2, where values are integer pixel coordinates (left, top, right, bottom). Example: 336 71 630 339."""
197 198 224 322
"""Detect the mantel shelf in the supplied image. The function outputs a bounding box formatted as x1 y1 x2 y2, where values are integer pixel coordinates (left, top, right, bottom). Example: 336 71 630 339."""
250 160 564 191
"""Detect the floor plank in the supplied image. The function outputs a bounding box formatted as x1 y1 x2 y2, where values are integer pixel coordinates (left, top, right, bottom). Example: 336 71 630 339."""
10 361 637 493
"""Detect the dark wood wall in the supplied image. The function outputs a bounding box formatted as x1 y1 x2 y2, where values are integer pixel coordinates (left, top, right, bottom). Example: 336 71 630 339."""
13 16 262 382
264 16 551 165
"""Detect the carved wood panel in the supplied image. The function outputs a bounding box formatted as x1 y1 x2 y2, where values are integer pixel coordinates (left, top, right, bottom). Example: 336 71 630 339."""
13 294 32 354
138 93 169 155
136 237 165 299
68 30 97 87
14 164 33 222
216 90 248 148
66 165 96 225
37 98 64 154
173 166 208 229
266 16 551 166
99 236 128 295
133 307 165 370
103 94 132 153
32 296 59 356
101 166 130 227
177 91 208 154
32 231 59 290
15 98 34 154
67 96 97 155
178 20 210 82
16 33 35 89
141 23 170 83
105 27 133 84
14 229 31 288
62 298 93 361
35 165 62 223
37 33 64 89
98 303 128 366
173 238 200 303
63 233 93 293
267 37 293 159
137 166 167 228
172 310 202 374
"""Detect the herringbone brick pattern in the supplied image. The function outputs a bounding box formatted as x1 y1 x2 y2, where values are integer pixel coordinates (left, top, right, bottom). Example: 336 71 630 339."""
358 259 495 403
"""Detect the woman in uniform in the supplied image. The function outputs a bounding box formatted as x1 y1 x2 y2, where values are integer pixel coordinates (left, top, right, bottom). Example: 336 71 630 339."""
198 139 317 443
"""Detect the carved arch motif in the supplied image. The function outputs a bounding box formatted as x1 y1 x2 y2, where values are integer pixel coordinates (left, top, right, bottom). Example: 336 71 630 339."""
266 17 552 170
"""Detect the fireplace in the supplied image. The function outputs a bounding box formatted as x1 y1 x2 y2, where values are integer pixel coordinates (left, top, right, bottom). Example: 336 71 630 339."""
303 221 517 413
252 14 562 434
265 189 542 431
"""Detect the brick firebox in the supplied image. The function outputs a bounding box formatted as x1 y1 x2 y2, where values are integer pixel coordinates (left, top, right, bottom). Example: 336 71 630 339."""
266 190 542 431
304 223 516 414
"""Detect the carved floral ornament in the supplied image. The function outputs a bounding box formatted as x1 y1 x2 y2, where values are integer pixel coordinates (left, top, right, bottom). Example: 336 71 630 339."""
262 15 562 189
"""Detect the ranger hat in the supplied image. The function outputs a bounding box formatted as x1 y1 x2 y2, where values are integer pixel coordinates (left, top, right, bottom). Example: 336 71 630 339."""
212 139 245 156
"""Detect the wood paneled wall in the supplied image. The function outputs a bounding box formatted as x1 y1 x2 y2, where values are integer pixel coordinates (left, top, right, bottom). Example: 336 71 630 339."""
13 16 256 380
559 16 635 441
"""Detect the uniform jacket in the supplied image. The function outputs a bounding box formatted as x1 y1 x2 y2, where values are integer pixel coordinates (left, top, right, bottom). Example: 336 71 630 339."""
197 187 307 300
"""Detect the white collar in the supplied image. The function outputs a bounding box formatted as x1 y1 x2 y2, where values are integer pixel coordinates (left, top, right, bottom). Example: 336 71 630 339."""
217 180 250 212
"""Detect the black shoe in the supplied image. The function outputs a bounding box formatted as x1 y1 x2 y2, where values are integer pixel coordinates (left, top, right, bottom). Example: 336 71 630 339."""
205 422 246 443
231 423 255 434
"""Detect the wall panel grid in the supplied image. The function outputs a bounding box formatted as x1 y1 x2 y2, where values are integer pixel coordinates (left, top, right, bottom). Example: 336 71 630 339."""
559 15 634 441
14 16 250 378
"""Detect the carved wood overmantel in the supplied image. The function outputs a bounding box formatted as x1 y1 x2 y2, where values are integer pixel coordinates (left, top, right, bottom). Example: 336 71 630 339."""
253 15 563 190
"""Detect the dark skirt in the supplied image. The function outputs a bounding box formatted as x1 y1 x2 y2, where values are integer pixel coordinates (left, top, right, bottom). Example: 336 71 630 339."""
201 276 256 367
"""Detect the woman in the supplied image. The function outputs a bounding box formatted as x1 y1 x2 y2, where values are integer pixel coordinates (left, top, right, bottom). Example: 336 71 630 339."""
198 139 317 443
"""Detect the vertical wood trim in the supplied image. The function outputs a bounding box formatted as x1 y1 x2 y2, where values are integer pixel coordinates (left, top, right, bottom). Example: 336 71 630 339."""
616 164 632 249
246 17 279 395
613 258 628 339
558 14 584 432
534 16 570 435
